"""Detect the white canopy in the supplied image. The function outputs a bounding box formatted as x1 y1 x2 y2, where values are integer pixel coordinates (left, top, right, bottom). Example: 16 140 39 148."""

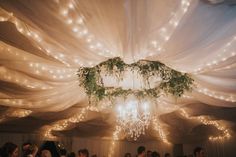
0 0 235 143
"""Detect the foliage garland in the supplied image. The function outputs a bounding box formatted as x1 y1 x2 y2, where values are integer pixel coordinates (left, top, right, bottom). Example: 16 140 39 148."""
77 57 194 103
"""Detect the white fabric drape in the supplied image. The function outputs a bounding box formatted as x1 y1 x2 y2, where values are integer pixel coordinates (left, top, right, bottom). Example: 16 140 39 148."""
0 0 235 144
0 0 235 111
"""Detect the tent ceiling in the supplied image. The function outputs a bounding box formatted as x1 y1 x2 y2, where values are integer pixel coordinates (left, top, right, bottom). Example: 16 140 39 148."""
0 0 236 143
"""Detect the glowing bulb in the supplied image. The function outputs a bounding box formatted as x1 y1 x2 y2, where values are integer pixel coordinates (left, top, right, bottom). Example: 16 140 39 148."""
148 53 154 56
164 36 170 41
0 17 6 21
157 47 162 51
212 60 217 64
173 21 179 26
95 42 101 47
161 28 167 32
86 38 92 43
35 70 40 74
18 28 24 33
226 42 231 46
151 41 157 47
82 29 88 35
61 9 68 16
67 19 73 24
27 32 32 36
77 17 83 24
73 27 78 32
221 58 227 61
89 45 95 50
68 3 74 9
59 53 64 58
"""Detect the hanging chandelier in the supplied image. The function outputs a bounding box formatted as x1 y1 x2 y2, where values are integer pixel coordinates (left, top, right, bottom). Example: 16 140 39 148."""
116 99 152 140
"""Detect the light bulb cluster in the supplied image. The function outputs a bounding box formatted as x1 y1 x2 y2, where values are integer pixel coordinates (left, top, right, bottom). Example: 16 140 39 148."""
44 107 88 138
0 1 234 144
28 62 76 80
196 116 231 141
196 84 236 102
208 130 231 141
58 0 115 60
7 109 32 117
182 94 194 99
0 1 117 67
152 117 171 144
87 99 113 112
0 66 53 90
0 99 34 108
108 125 122 157
193 36 236 74
180 109 231 141
0 108 32 123
0 7 72 67
0 43 77 84
148 0 191 57
0 45 28 61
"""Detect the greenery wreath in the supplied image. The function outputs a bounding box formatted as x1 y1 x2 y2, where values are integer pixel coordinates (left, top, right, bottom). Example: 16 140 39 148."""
77 57 194 103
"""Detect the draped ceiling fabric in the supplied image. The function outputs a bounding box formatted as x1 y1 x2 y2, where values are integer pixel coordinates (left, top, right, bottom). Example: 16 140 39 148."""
0 0 236 143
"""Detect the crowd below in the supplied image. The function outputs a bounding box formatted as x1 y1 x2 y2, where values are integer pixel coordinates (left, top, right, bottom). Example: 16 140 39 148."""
0 141 205 157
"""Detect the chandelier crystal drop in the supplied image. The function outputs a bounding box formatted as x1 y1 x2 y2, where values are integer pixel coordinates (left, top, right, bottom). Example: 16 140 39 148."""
116 99 152 140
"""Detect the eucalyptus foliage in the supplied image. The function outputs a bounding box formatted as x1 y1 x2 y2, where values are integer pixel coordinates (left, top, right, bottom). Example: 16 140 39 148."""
77 57 193 103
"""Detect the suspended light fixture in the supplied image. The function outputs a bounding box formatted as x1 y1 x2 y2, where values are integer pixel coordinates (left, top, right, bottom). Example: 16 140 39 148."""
116 98 152 140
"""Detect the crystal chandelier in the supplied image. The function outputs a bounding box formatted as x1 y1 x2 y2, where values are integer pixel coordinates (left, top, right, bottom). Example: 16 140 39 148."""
116 99 152 140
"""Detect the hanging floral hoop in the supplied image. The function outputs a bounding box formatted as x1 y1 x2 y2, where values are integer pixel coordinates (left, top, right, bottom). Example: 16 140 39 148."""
77 57 194 103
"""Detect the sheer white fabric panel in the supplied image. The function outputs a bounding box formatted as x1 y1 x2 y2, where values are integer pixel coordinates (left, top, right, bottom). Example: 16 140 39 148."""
0 0 236 145
0 0 235 113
